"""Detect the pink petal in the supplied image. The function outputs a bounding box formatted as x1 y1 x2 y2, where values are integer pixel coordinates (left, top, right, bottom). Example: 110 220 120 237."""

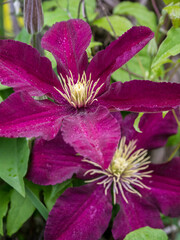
98 81 180 112
62 106 120 169
112 192 163 240
0 92 68 140
28 132 84 185
0 40 62 102
41 19 91 80
45 184 112 240
86 26 154 95
122 111 178 150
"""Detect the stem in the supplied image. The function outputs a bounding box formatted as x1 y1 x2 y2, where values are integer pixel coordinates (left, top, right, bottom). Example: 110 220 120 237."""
157 14 170 45
125 64 131 80
168 63 180 82
136 54 145 77
168 142 180 162
172 109 180 128
98 0 117 39
121 67 144 79
0 0 4 38
168 109 180 161
148 56 154 79
77 0 83 18
151 0 161 19
32 34 37 48
77 0 89 23
26 186 49 221
155 23 161 43
82 0 89 23
164 63 176 74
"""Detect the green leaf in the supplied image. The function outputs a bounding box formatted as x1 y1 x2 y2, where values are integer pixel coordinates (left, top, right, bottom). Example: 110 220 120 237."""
0 185 11 235
43 179 72 211
164 4 180 28
0 88 13 101
15 27 31 44
152 27 180 73
167 127 180 146
162 111 169 118
44 50 57 69
6 189 35 236
113 1 157 32
124 226 168 240
133 113 144 133
0 84 9 91
42 0 57 11
88 41 102 49
163 0 180 4
43 7 69 26
93 16 132 37
43 0 96 27
86 41 102 59
111 45 151 82
25 181 49 221
0 138 30 196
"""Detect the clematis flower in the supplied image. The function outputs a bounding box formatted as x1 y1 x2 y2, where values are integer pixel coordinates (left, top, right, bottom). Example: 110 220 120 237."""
28 106 180 240
0 19 180 140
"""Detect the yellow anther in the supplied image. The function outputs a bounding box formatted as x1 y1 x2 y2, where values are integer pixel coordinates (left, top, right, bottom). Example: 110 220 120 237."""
83 136 152 204
54 71 104 108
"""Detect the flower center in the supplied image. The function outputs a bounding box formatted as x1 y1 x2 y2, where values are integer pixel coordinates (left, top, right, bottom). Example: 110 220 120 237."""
54 71 104 108
82 137 153 204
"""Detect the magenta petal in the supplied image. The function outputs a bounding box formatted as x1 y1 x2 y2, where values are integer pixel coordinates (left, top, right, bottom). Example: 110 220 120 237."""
142 157 180 217
62 106 120 169
86 26 154 93
112 192 163 240
98 81 180 112
122 111 178 150
41 19 91 80
28 132 84 185
0 92 67 140
0 40 62 99
45 184 112 240
149 157 180 181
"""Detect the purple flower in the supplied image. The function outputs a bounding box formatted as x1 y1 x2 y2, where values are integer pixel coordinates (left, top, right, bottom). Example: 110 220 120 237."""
0 19 180 140
28 106 180 240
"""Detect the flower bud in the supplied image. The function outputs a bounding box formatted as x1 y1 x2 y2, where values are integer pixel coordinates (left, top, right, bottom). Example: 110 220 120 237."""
24 0 44 34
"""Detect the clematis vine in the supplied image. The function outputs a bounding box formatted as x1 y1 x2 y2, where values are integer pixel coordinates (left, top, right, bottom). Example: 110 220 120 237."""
0 19 180 140
28 106 180 240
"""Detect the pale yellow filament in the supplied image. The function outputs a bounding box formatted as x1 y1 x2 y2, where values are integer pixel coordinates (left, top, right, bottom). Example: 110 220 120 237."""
82 137 153 204
54 71 104 108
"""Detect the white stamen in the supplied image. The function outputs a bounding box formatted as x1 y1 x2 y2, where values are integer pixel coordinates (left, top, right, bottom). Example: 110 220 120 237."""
54 71 104 108
83 137 153 204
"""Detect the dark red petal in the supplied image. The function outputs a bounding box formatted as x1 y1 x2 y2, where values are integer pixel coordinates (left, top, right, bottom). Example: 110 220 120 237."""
41 19 91 81
61 106 120 169
45 184 112 240
142 157 180 217
86 26 154 95
112 192 163 240
0 92 68 140
98 81 180 112
122 111 178 150
0 40 62 102
28 132 84 185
